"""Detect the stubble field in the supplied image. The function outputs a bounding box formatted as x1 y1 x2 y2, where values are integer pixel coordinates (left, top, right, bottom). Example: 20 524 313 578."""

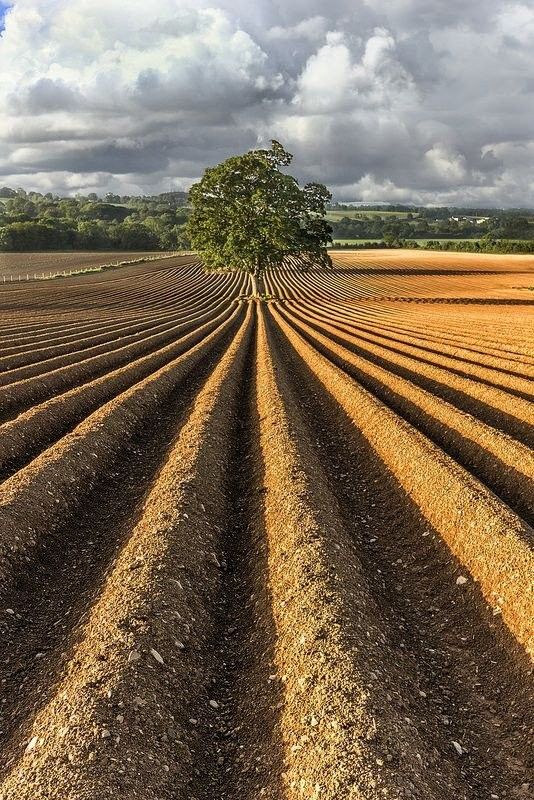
0 249 532 799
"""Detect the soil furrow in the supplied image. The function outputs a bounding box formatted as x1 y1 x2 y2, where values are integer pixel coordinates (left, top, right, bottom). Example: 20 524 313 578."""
291 301 534 399
0 249 532 799
248 307 469 798
0 290 238 423
283 300 534 447
185 305 286 799
0 291 230 382
0 304 244 591
0 303 238 480
266 309 533 797
301 300 534 381
0 306 254 800
274 303 534 522
268 305 534 655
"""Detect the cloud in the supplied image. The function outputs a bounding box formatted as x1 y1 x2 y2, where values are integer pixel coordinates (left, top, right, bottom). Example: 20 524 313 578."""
266 16 327 42
424 144 467 185
293 28 414 114
0 0 532 205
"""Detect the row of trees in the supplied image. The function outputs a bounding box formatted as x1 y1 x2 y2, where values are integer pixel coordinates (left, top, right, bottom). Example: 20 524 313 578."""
0 186 187 206
0 192 190 251
414 237 534 254
0 220 186 251
330 215 534 242
2 176 533 253
332 237 534 254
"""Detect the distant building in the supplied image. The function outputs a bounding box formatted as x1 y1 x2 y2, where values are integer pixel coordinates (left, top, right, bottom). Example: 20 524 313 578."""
450 215 490 224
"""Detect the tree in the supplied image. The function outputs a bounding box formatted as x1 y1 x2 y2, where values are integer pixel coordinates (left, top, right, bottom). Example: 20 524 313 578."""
81 202 131 222
186 140 332 295
117 222 159 250
0 221 75 250
76 220 112 249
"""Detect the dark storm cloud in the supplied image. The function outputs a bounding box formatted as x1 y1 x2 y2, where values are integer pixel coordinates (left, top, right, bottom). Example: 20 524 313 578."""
0 0 533 205
14 78 83 114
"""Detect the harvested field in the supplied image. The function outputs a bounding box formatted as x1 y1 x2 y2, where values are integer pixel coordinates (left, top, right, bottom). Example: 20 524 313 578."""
0 249 532 799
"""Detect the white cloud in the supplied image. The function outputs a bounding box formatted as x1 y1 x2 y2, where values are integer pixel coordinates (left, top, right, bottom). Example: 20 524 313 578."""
0 0 533 205
266 16 327 42
424 144 467 185
496 3 534 46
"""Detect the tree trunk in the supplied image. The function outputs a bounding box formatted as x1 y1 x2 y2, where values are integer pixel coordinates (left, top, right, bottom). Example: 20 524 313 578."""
250 270 259 296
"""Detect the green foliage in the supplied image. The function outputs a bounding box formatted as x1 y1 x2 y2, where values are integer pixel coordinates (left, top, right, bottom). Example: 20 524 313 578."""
116 222 159 250
332 237 534 254
0 191 191 251
1 177 532 255
79 202 131 222
421 238 534 254
186 140 332 278
0 221 76 250
328 206 534 242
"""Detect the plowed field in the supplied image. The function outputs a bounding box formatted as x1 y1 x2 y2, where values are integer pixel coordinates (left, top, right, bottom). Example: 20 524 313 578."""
0 252 172 279
0 250 532 800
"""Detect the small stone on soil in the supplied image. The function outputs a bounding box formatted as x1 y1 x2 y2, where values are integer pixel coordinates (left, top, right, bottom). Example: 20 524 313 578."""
150 648 164 664
24 736 38 754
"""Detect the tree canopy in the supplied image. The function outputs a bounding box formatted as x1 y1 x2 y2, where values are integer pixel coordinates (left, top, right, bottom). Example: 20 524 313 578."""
186 141 333 292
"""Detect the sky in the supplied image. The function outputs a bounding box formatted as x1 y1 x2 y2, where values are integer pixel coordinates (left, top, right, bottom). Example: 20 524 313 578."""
0 3 10 32
0 0 533 206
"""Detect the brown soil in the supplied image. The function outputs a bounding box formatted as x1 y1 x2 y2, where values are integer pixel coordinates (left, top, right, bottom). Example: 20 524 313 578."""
0 251 175 279
0 252 532 799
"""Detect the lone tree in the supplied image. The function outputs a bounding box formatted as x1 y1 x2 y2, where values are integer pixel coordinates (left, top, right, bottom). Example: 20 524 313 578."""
186 140 332 295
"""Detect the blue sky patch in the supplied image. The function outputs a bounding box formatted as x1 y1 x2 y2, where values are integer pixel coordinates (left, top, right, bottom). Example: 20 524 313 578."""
0 2 12 35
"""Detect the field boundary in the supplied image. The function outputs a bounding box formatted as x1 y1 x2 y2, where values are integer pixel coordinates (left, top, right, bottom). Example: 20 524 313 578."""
0 251 195 283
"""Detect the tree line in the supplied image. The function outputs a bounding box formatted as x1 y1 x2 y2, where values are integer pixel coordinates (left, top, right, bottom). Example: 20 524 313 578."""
333 237 534 254
330 213 534 243
0 189 189 251
1 184 533 253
